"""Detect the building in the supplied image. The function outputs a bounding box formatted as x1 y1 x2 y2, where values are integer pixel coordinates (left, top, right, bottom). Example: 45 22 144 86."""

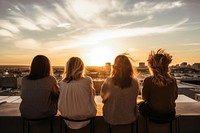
193 63 200 71
0 77 17 89
180 62 188 67
139 62 146 68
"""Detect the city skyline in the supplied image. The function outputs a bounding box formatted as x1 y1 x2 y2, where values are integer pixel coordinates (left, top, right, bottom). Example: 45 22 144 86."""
0 0 200 66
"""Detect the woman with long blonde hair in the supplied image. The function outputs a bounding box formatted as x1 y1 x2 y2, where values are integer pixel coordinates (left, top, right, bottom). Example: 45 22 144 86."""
58 57 97 129
139 49 178 122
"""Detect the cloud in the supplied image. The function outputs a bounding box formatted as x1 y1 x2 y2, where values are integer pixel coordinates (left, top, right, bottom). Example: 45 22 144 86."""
109 1 185 17
0 20 20 33
44 18 189 52
0 29 14 37
14 39 41 50
69 0 109 21
74 18 189 43
180 43 200 46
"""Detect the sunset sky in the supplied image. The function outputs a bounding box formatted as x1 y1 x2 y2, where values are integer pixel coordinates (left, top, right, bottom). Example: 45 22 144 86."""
0 0 200 66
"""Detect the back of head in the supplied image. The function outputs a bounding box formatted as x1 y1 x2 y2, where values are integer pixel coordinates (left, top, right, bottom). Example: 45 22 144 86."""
63 57 85 83
112 54 134 89
28 55 52 80
147 49 173 87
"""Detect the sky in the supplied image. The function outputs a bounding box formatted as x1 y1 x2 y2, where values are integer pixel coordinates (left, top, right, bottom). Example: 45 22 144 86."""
0 0 200 66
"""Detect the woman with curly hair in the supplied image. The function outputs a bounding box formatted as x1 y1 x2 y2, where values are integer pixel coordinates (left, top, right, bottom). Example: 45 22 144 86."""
139 49 178 122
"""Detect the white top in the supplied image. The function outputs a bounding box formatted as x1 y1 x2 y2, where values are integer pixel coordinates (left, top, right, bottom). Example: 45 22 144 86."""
58 76 97 129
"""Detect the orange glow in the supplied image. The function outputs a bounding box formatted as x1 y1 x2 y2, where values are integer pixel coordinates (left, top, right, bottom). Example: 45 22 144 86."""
86 46 115 66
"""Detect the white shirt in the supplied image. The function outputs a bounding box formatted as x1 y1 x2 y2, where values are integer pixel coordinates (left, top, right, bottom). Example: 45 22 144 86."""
58 76 97 129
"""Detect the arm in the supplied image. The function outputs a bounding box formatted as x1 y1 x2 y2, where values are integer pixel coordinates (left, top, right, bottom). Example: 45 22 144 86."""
88 77 96 97
142 78 150 102
52 77 60 96
88 77 97 115
174 79 178 100
100 79 111 103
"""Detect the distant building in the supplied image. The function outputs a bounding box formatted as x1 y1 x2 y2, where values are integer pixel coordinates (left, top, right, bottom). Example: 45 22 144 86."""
180 62 188 67
0 77 17 89
193 63 200 71
137 62 149 74
17 77 22 89
139 62 146 68
105 62 111 75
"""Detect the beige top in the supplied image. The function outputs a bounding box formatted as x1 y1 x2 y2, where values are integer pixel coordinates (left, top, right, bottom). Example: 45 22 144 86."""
100 78 139 125
20 76 59 119
58 76 97 129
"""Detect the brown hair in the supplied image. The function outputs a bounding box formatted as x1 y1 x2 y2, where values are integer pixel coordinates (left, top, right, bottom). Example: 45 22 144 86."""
111 54 135 89
27 55 53 80
148 49 173 87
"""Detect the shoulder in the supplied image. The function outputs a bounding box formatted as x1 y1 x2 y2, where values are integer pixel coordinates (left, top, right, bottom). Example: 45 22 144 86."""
101 77 113 87
144 76 153 83
132 78 138 84
171 76 177 82
81 76 93 84
170 76 178 85
104 77 112 84
44 76 57 84
84 76 93 81
22 76 28 83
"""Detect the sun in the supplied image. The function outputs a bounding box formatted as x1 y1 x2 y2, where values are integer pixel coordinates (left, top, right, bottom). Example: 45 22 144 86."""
86 46 115 66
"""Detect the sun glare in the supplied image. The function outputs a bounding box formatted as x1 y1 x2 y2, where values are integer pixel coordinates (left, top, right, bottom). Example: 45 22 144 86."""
86 46 115 66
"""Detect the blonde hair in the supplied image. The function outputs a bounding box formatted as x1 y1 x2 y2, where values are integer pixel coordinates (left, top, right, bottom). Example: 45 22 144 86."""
63 57 85 83
148 49 173 87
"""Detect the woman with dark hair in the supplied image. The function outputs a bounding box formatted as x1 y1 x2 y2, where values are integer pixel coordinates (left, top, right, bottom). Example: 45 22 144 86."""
100 54 139 125
20 55 59 119
58 57 97 129
139 49 178 122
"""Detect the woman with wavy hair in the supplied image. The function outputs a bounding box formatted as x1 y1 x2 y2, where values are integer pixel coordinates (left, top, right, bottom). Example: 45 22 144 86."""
100 54 139 125
58 57 97 129
139 49 178 122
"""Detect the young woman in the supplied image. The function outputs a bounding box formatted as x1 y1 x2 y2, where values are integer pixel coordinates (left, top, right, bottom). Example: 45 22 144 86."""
139 49 178 122
58 57 97 129
100 54 139 125
20 55 59 119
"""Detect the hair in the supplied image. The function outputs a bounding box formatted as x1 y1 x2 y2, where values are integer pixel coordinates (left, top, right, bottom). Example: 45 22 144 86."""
27 55 53 80
63 57 85 83
111 54 134 89
147 49 173 87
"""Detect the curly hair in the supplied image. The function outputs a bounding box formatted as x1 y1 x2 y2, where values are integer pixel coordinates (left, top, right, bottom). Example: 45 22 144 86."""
148 49 173 87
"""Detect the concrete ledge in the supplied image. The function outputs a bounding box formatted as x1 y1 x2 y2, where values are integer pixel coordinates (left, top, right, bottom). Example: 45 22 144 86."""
0 115 200 133
1 99 200 133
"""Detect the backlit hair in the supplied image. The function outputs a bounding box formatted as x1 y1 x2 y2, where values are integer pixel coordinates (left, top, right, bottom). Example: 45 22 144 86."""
63 57 85 83
148 49 173 87
111 54 134 89
27 55 53 80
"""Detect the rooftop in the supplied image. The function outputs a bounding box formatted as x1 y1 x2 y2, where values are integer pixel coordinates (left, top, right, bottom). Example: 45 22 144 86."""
1 82 200 133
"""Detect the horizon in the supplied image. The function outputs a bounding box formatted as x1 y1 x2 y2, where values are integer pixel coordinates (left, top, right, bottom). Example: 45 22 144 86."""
0 0 200 66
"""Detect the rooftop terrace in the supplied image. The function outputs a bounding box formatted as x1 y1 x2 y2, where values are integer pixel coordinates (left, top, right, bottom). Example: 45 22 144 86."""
0 82 200 133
